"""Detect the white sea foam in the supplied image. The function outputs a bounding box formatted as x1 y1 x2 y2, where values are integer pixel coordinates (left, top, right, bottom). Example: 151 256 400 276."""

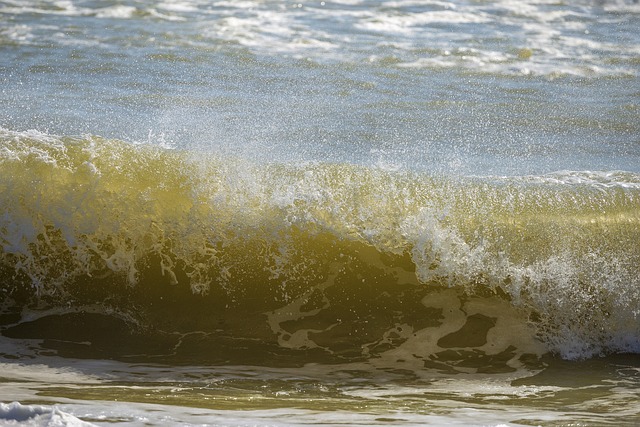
94 6 137 19
1 0 637 76
0 402 95 427
157 1 198 13
0 400 517 427
356 10 492 34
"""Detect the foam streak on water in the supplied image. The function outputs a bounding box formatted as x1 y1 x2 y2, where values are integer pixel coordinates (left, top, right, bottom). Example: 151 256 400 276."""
1 0 639 77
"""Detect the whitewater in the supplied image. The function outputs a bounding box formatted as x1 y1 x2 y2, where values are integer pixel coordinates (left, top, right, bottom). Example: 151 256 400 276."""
1 0 639 425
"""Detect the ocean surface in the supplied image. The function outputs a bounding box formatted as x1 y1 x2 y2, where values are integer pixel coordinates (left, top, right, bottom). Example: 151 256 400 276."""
1 0 639 425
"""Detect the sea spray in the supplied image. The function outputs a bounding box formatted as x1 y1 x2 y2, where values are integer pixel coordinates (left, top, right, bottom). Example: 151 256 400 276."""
1 128 639 361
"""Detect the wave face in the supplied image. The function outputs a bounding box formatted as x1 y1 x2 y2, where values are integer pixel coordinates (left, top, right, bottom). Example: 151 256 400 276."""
1 128 639 363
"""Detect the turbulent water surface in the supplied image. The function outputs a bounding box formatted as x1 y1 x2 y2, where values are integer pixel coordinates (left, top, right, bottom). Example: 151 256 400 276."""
1 0 640 426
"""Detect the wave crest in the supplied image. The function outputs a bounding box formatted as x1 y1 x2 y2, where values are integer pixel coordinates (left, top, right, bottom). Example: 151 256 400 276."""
1 129 639 360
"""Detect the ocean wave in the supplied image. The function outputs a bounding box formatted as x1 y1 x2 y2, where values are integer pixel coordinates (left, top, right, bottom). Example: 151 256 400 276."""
0 129 639 361
1 0 638 77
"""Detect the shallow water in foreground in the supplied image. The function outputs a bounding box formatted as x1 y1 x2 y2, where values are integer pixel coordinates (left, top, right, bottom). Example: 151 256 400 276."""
1 351 640 425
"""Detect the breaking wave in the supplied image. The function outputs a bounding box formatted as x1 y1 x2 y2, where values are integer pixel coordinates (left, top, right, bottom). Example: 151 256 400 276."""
1 128 639 364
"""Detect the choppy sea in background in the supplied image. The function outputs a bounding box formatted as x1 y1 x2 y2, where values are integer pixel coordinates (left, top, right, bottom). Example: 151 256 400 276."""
1 0 639 425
